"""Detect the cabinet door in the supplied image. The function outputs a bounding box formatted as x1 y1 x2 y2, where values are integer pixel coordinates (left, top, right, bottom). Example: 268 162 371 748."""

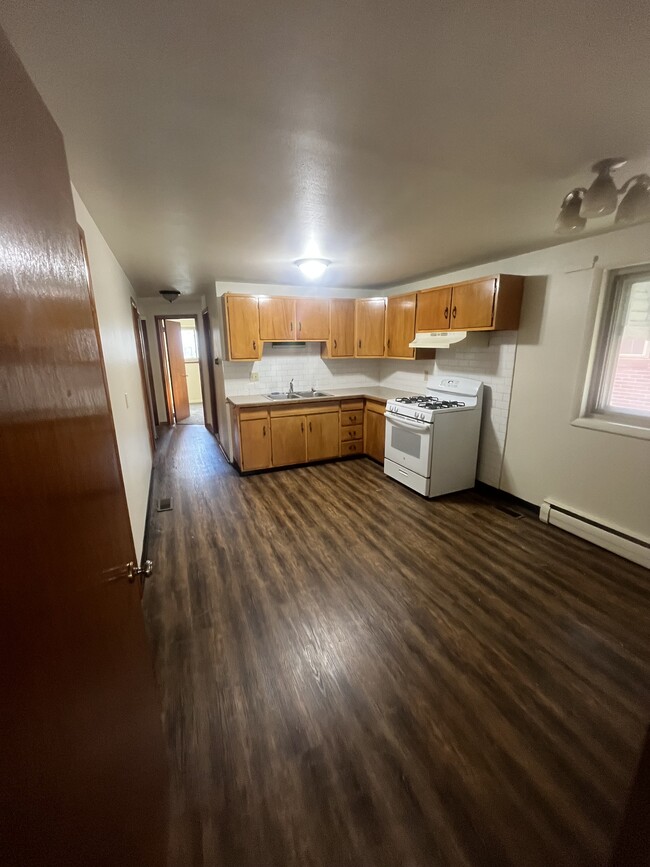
296 298 329 340
259 297 295 340
451 278 497 330
415 286 452 331
240 418 271 470
226 295 260 360
364 406 385 464
355 298 386 357
386 294 416 358
329 299 355 357
271 415 307 466
306 411 339 461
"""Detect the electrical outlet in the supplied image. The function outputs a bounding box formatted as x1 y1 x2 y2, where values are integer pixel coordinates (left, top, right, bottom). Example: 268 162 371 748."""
250 371 259 382
423 369 430 380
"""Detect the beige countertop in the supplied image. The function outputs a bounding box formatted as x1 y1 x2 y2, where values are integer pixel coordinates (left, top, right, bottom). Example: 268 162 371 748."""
226 386 420 409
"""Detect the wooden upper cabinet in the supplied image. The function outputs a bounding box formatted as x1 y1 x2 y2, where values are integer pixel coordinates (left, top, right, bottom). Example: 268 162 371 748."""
451 278 497 330
414 275 524 333
416 286 453 332
306 411 339 461
326 299 355 357
355 298 386 357
296 298 329 340
386 294 416 358
271 414 307 466
259 297 295 340
226 294 260 360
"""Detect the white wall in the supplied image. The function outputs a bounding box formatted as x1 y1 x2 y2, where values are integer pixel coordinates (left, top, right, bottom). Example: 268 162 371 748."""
72 187 152 559
136 296 212 428
384 223 650 540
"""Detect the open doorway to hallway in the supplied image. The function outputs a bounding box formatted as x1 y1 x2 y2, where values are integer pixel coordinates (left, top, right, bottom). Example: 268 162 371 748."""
156 316 206 426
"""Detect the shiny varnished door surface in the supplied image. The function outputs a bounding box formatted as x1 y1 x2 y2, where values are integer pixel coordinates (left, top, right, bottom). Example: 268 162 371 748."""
355 297 386 356
0 29 167 867
306 411 340 461
271 414 307 466
259 296 295 340
166 320 190 421
452 277 497 329
415 285 452 331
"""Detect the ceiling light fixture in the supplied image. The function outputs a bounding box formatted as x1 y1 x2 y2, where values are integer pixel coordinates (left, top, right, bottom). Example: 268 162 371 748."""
294 258 331 280
159 288 181 303
555 158 650 233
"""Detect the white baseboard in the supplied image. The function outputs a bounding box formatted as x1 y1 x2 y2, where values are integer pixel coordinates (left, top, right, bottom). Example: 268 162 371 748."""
539 500 650 569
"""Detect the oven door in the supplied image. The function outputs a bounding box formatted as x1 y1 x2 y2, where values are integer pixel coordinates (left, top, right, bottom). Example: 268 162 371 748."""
384 413 433 477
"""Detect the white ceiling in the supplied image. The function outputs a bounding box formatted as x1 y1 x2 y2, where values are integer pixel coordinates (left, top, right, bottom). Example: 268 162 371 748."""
2 0 650 295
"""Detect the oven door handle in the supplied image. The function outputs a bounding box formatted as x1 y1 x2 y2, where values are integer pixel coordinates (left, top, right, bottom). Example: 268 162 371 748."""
384 413 430 431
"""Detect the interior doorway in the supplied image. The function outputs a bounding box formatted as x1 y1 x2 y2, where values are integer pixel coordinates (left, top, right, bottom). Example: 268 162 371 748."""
155 315 206 426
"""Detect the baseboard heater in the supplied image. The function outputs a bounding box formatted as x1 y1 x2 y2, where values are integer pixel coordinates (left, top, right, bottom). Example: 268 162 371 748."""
539 500 650 569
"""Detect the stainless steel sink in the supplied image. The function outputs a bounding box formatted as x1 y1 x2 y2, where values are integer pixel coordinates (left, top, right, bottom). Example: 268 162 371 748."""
266 390 331 400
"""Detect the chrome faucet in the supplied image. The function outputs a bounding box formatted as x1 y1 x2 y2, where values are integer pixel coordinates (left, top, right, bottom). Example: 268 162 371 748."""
288 378 294 395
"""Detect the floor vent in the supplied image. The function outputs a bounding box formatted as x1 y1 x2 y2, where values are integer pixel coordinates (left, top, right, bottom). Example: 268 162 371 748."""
156 497 173 512
540 500 649 568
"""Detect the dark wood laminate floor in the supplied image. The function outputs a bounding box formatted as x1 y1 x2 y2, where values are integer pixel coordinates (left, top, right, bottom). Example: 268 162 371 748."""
143 425 649 867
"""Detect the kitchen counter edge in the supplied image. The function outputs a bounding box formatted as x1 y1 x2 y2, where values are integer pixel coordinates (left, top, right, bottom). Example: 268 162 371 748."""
226 387 419 408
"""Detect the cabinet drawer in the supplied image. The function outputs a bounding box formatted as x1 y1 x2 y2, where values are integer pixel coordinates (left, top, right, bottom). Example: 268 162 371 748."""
341 425 363 441
341 440 363 456
340 399 364 411
341 411 362 426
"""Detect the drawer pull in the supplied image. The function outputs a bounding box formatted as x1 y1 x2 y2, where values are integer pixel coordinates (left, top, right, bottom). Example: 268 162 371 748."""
262 425 266 436
452 306 457 319
333 339 337 349
444 306 448 319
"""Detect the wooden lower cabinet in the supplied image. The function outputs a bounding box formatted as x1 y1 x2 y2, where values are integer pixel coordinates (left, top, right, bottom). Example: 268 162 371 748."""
307 411 340 461
233 397 387 471
239 416 271 470
364 400 385 464
271 415 307 466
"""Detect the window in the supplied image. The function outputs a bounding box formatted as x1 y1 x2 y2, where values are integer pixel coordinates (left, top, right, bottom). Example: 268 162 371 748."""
181 326 199 361
582 268 650 432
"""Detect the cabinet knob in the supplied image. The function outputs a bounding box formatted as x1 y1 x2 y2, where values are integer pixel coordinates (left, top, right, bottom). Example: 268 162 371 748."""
387 338 391 349
333 339 337 349
299 321 302 332
358 339 361 348
301 421 304 433
262 425 266 436
444 306 449 319
253 340 257 350
452 306 457 319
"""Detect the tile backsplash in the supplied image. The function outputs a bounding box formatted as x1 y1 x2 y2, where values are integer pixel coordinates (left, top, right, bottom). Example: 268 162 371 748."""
223 333 518 488
223 343 381 396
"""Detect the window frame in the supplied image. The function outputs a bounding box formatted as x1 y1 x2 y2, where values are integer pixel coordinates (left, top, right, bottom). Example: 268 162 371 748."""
574 264 650 440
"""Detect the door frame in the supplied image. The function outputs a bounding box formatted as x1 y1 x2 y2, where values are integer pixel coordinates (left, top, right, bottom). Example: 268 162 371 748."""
154 313 209 427
130 298 157 452
202 308 219 436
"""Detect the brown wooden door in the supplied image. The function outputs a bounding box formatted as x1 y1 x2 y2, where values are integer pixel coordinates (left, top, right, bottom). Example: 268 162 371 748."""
451 278 497 330
329 298 355 357
307 411 340 461
386 294 416 358
259 297 295 340
202 309 219 434
296 298 329 340
355 298 386 356
364 403 386 463
0 29 167 866
240 418 271 470
416 286 453 331
129 296 156 450
226 294 260 359
271 414 307 466
166 320 190 421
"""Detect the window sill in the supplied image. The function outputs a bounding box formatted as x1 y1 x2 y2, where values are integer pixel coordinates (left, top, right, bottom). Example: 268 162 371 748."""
572 415 650 441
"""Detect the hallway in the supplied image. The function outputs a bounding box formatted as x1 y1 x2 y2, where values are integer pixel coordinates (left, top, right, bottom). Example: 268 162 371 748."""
143 426 649 867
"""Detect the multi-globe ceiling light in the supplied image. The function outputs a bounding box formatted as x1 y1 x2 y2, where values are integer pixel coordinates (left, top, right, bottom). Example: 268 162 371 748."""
555 158 650 234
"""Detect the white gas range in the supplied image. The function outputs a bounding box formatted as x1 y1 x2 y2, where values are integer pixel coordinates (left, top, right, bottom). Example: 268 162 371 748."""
384 375 484 497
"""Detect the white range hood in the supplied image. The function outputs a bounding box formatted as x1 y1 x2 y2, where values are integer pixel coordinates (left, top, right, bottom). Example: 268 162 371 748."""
409 331 467 349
